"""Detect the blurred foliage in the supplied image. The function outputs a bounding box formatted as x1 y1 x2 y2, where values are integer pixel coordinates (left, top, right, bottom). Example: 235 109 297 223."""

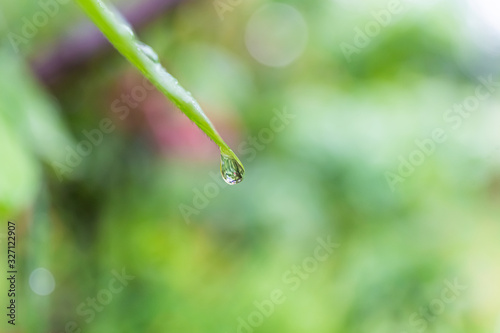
1 0 500 332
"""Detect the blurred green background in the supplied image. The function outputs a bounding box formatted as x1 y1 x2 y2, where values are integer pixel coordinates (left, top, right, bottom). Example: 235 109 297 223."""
1 0 500 332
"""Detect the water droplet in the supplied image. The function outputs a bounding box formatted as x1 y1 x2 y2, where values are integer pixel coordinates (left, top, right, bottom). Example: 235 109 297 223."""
137 42 159 63
121 24 135 38
220 153 245 185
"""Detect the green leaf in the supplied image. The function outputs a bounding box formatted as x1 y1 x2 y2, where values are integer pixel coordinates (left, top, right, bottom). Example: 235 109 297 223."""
75 0 244 177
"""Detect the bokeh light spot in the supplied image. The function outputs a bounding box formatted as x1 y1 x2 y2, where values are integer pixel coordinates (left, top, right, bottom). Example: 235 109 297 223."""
245 3 308 67
29 267 55 296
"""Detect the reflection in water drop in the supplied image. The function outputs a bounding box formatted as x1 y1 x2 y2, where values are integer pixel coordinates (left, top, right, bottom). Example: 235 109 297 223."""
220 153 245 185
137 42 160 63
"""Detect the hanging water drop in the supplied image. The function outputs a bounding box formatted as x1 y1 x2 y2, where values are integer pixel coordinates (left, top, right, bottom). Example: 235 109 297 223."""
220 152 245 185
137 42 159 63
